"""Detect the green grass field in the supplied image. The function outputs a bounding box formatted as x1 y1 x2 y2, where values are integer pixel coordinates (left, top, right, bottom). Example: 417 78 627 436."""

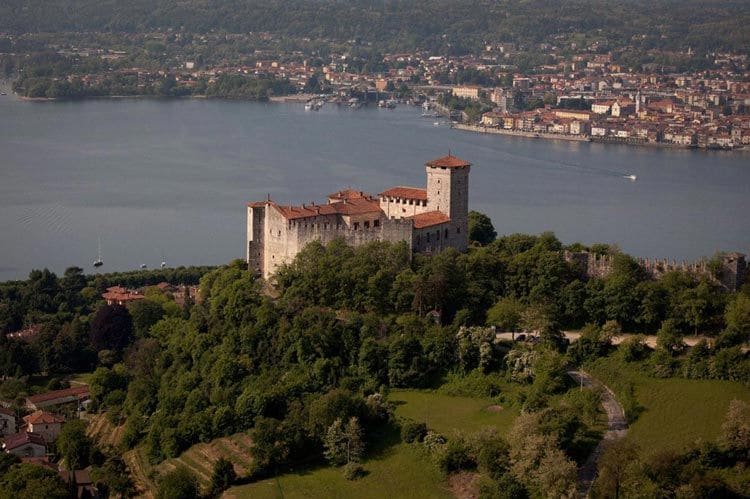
588 356 750 455
226 390 519 499
389 389 518 435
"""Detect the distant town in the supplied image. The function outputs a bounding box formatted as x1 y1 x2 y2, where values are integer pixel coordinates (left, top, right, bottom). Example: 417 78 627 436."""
2 30 750 150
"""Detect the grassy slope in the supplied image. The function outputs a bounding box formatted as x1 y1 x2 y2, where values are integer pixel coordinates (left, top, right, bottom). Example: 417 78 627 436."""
588 356 750 455
226 390 519 499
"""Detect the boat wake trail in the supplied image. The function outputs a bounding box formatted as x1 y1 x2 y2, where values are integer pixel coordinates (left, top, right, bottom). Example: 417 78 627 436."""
17 204 74 234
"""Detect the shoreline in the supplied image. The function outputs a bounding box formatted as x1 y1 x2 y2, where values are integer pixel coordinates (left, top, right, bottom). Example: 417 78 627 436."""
451 123 747 152
452 123 590 142
6 91 748 153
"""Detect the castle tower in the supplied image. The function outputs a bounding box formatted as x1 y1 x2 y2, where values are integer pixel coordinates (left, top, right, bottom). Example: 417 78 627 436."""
425 154 471 250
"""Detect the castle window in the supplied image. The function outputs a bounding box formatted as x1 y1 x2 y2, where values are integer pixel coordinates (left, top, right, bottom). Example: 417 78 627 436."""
437 179 440 184
278 230 281 236
364 221 370 228
427 233 430 242
354 222 360 230
436 230 440 240
374 220 380 227
457 227 460 233
417 235 421 244
422 201 427 207
409 200 413 205
445 229 449 238
402 208 406 213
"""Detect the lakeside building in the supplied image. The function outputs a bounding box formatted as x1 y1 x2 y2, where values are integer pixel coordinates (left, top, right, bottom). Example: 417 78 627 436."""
246 155 471 279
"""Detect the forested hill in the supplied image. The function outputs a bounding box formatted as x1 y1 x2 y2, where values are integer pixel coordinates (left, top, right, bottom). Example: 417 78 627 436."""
2 0 749 53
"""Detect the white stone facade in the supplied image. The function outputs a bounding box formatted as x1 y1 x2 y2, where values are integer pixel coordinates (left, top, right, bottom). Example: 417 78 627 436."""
247 155 471 279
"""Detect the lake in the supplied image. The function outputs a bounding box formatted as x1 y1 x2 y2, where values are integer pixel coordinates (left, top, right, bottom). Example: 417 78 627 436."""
0 93 749 281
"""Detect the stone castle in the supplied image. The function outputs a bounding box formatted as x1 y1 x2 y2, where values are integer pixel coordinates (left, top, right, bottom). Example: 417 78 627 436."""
246 154 471 278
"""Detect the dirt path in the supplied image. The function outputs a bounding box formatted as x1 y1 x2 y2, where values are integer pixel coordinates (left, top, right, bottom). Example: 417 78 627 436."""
567 370 628 497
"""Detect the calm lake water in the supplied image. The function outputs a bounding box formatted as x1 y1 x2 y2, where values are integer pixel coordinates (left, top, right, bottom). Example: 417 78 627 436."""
1 91 749 281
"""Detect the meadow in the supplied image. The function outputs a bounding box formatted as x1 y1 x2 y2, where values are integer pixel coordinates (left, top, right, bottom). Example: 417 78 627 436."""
225 389 519 499
588 356 750 455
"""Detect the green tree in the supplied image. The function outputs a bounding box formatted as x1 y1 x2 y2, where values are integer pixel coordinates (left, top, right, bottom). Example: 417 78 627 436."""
56 420 92 470
592 439 640 499
209 457 237 496
90 304 134 355
725 294 750 339
656 319 684 356
486 296 524 331
128 299 165 338
0 463 68 499
250 417 290 471
323 416 365 465
155 467 199 499
468 211 497 245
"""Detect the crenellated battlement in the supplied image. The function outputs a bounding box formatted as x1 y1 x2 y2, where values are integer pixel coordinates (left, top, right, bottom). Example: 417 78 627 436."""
563 250 747 291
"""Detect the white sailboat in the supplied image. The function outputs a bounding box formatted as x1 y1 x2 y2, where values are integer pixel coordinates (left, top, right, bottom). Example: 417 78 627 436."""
93 237 103 267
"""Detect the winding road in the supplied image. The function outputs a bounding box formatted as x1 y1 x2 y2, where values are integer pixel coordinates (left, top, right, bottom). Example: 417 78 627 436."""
567 370 628 497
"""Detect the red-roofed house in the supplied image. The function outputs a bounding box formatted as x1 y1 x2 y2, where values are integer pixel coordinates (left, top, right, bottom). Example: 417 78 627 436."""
2 432 46 457
23 411 65 442
102 286 145 306
246 155 471 277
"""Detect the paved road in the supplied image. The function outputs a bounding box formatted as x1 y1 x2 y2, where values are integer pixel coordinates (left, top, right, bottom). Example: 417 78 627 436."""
567 370 628 498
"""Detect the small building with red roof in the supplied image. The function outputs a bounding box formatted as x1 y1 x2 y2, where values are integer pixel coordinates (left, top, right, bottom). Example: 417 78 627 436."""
246 154 471 278
2 431 46 457
25 385 90 412
23 411 65 443
102 286 145 306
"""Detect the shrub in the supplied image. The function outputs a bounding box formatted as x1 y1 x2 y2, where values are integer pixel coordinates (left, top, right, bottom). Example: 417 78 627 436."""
343 462 366 481
422 430 447 455
619 335 649 362
401 419 428 443
437 436 476 473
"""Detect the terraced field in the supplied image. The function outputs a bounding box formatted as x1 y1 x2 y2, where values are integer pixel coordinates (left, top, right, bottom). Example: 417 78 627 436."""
123 433 255 497
85 413 126 449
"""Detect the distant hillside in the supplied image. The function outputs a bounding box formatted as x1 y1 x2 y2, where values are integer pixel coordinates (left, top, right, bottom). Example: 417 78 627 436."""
2 0 749 53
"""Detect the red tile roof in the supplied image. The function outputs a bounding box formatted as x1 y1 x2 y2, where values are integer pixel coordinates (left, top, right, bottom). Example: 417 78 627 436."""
272 197 382 220
425 154 471 169
409 211 451 229
23 411 65 425
102 286 145 304
379 186 428 200
26 385 90 406
2 431 46 450
0 407 14 417
328 189 368 201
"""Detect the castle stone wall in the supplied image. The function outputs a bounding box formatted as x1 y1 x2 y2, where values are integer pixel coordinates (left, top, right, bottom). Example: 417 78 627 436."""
563 250 747 291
